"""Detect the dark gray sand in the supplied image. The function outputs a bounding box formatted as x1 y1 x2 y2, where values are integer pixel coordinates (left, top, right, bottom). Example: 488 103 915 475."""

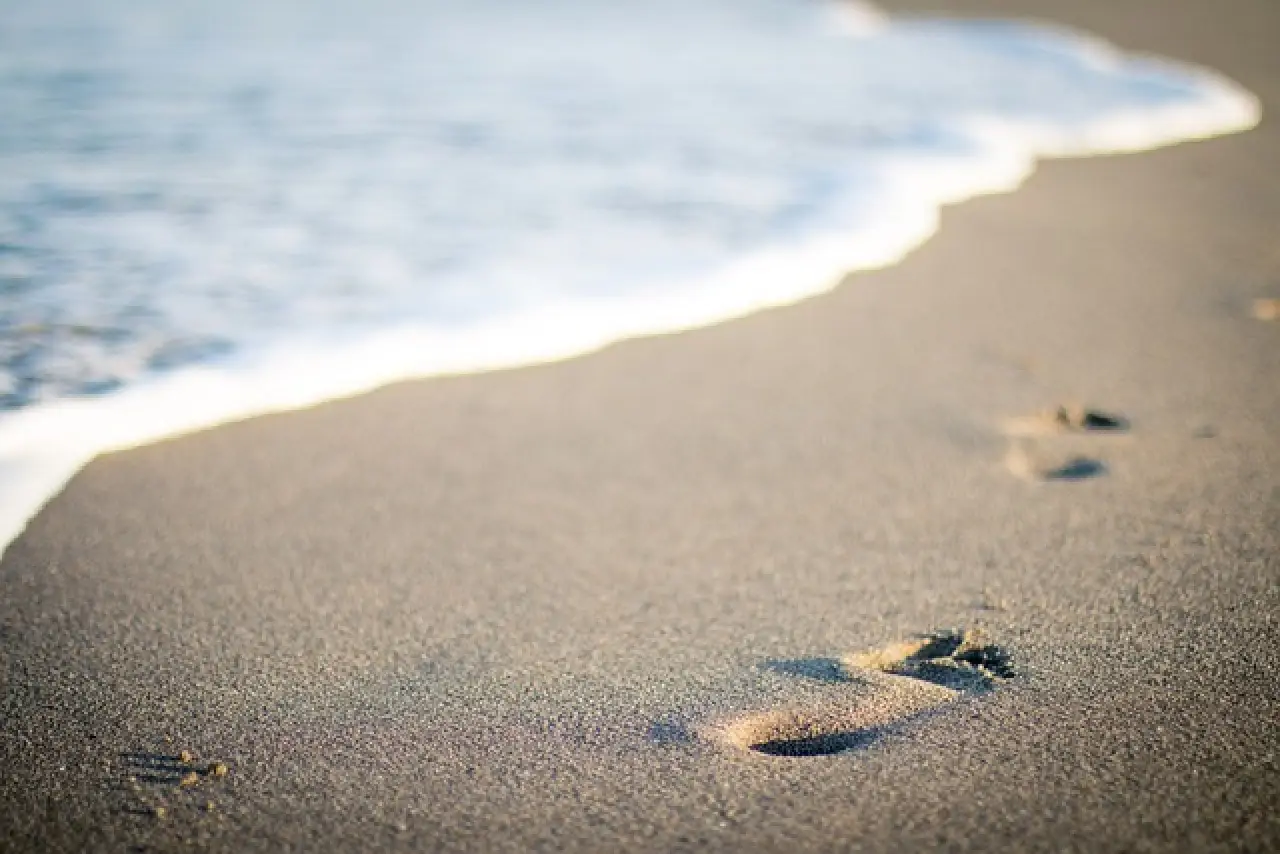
2 0 1278 850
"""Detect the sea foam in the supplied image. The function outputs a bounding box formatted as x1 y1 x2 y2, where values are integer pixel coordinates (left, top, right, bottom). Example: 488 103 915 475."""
0 0 1259 556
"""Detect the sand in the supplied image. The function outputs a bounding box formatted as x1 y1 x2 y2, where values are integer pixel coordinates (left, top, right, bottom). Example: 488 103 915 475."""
2 0 1278 850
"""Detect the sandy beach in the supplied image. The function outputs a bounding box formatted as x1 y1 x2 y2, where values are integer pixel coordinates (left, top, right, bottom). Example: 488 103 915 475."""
2 0 1278 850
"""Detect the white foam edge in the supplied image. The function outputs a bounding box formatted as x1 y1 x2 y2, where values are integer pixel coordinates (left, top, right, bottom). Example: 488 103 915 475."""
0 45 1259 561
828 0 890 37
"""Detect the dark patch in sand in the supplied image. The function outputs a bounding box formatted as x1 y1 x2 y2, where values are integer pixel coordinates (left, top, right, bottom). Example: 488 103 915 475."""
1057 406 1129 433
648 721 695 745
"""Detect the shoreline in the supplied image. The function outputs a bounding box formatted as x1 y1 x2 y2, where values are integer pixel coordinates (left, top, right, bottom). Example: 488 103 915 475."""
2 0 1278 851
0 7 1261 562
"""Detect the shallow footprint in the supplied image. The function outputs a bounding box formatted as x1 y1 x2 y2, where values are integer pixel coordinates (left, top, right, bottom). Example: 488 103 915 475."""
1001 403 1130 438
707 630 1012 757
1004 440 1107 482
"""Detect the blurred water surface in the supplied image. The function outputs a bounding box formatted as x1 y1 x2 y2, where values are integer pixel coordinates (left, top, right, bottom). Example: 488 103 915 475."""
0 0 1245 409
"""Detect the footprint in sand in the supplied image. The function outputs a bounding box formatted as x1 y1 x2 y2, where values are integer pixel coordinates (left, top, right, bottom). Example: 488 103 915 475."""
115 750 230 819
1001 403 1129 438
704 630 1013 757
1000 403 1129 481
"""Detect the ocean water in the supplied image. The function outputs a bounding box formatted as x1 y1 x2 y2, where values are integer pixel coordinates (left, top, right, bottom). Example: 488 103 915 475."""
0 0 1259 554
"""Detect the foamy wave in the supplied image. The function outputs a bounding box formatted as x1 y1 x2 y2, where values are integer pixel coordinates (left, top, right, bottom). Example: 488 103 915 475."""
0 2 1260 558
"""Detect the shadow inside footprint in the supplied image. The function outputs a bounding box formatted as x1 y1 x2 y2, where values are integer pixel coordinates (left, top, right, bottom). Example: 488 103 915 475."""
952 641 1016 679
1059 407 1129 432
1003 405 1131 438
1007 442 1107 482
1044 457 1106 481
749 730 875 757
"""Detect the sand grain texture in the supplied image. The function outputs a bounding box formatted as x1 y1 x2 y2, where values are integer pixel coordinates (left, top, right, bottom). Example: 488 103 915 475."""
2 0 1279 851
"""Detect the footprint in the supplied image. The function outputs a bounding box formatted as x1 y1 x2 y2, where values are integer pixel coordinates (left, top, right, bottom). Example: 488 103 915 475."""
1000 403 1129 481
1001 404 1130 438
1003 440 1107 482
703 630 1013 758
115 750 230 819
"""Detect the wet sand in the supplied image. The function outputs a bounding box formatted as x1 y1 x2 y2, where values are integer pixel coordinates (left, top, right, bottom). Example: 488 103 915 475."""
2 0 1278 850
